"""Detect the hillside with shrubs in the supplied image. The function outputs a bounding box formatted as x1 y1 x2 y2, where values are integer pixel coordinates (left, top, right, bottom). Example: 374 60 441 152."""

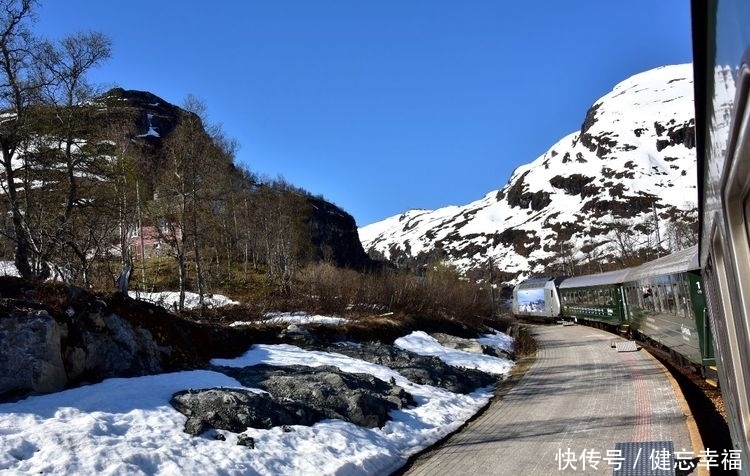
0 0 495 336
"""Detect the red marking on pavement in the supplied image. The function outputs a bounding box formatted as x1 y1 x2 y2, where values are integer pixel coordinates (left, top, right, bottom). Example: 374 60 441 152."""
622 351 651 441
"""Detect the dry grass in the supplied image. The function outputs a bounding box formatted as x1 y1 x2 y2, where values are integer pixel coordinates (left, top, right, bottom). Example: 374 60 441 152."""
291 262 491 331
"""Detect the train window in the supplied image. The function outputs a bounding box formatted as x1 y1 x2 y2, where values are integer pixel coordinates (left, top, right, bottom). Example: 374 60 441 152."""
643 284 654 311
676 280 688 318
625 286 637 311
667 282 677 314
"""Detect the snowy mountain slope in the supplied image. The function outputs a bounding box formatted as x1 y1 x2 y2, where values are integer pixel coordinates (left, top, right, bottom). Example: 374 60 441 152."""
359 64 699 278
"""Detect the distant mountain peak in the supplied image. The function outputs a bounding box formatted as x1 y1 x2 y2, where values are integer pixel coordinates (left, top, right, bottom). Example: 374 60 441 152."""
359 63 698 279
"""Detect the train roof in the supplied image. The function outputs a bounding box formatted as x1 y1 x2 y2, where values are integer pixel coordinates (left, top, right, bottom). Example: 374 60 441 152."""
514 276 562 289
557 245 699 289
623 244 699 282
558 268 632 289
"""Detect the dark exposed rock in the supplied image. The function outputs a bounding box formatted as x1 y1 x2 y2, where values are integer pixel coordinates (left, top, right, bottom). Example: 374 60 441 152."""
664 119 696 149
0 286 170 400
306 196 378 270
654 121 666 136
505 171 531 209
0 310 67 396
529 190 552 210
237 434 255 448
171 388 322 435
202 364 415 430
579 132 597 153
505 171 551 211
0 277 259 402
579 130 618 158
656 139 671 152
318 342 498 394
581 102 602 134
580 195 658 219
549 174 595 196
549 221 585 241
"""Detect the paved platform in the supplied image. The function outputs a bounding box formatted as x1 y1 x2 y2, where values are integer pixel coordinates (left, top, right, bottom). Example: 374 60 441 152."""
399 324 702 476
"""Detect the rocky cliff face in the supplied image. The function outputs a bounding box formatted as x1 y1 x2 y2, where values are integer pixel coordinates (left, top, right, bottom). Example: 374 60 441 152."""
306 196 377 269
359 64 699 278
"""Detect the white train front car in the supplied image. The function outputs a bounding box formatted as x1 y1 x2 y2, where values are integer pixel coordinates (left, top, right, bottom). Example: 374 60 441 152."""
511 277 562 321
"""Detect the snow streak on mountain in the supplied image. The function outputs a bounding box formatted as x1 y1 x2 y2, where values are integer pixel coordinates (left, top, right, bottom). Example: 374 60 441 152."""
359 64 698 278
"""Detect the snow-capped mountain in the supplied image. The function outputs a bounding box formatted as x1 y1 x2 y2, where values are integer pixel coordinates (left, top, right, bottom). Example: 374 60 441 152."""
359 64 698 279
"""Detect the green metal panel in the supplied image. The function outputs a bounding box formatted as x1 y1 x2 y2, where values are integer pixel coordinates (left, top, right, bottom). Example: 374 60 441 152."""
687 272 715 365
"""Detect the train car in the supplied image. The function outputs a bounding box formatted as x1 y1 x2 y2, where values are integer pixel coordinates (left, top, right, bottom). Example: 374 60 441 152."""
692 0 750 469
621 246 715 372
511 276 565 322
558 269 630 330
521 246 715 376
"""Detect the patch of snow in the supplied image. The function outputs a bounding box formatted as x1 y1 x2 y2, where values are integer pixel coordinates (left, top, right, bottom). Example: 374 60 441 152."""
128 291 238 309
0 328 514 475
260 311 349 326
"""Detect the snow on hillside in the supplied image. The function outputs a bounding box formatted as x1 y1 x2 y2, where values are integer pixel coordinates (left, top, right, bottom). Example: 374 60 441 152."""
359 64 699 278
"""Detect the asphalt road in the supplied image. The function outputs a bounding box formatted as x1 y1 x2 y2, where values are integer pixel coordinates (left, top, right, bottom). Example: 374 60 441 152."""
399 324 701 476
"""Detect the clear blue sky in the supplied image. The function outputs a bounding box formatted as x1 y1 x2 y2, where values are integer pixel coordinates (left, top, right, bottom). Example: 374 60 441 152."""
34 0 693 227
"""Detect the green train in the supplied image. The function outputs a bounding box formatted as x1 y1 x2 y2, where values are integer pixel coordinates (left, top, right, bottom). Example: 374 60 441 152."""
512 245 717 377
692 0 750 468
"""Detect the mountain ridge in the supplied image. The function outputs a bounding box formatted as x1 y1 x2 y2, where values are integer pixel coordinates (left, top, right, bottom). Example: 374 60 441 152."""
359 63 698 279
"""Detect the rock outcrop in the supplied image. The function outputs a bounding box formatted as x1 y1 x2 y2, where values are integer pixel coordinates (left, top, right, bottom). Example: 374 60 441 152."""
0 277 252 402
174 364 415 436
0 310 67 396
319 342 497 394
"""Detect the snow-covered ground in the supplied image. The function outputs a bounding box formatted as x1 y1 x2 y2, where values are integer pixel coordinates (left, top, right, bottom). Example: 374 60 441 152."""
0 325 514 475
0 261 19 277
258 311 349 326
128 290 239 309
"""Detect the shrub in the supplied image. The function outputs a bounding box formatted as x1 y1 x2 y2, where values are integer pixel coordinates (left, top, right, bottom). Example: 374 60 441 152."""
293 262 491 330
